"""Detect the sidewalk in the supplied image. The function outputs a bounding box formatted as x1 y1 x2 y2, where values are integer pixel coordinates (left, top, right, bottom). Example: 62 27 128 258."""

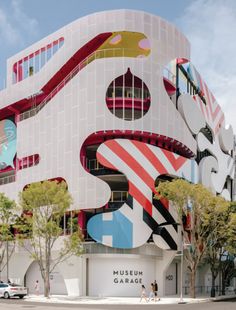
25 293 236 305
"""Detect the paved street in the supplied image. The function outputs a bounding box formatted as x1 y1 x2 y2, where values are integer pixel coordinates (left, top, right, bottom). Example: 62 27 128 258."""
0 298 235 310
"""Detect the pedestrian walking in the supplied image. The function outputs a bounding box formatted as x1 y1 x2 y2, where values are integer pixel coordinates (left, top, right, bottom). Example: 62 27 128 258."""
34 280 40 295
140 284 148 302
154 280 160 301
148 283 155 301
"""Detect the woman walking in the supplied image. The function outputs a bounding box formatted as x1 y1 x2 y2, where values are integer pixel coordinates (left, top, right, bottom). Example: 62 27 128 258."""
140 285 148 302
34 280 40 295
148 283 155 302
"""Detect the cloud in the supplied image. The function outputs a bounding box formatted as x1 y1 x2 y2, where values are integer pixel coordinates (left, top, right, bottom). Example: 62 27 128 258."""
0 6 20 45
0 0 38 47
12 0 38 38
177 0 236 132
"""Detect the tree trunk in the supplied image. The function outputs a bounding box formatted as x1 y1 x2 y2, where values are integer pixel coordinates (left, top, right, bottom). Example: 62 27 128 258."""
221 277 226 296
190 269 196 298
210 274 216 297
44 270 50 297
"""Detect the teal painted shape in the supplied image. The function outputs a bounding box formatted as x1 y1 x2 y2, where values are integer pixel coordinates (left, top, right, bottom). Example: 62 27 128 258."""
87 210 133 248
0 120 17 169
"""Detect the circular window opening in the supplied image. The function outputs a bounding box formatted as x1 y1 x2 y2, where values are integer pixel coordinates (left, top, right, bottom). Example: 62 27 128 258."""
106 68 151 121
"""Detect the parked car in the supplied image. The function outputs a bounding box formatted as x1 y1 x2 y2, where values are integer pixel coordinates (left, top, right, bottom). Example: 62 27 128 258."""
0 283 28 299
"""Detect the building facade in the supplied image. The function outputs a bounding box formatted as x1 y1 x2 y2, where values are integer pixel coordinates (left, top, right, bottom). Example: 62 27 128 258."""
0 10 235 296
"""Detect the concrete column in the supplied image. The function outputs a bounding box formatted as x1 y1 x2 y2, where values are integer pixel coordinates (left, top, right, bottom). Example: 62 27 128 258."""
58 255 84 296
155 250 176 297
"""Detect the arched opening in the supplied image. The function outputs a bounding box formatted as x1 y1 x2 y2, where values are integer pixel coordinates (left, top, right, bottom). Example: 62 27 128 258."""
25 261 67 295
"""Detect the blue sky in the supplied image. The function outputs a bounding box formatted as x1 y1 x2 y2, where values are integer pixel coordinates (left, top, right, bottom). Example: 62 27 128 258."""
0 0 191 85
0 0 235 130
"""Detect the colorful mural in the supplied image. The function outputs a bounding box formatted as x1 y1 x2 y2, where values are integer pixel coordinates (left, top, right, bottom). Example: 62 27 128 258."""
0 119 17 170
165 60 234 198
84 31 151 65
87 139 198 249
86 59 234 249
0 14 234 253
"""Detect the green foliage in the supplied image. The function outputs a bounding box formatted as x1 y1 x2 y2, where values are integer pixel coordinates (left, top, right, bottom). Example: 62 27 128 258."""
18 180 84 297
19 180 71 212
227 203 236 254
155 179 230 298
67 215 79 233
0 193 17 275
0 193 16 241
202 197 234 295
0 193 16 243
14 215 32 239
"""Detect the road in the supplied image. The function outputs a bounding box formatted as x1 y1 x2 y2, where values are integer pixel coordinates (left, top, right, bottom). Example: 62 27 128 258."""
0 298 235 310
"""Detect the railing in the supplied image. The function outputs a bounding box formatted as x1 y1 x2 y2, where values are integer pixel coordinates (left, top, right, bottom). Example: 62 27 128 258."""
87 158 104 171
106 86 150 100
19 48 149 122
110 191 128 202
183 286 214 295
0 174 16 186
182 285 236 295
82 229 93 242
163 67 176 85
19 154 40 170
86 158 122 175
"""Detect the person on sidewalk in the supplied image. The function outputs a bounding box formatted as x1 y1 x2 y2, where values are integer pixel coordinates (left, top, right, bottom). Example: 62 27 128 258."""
140 285 148 302
34 280 40 295
154 280 160 301
148 283 156 302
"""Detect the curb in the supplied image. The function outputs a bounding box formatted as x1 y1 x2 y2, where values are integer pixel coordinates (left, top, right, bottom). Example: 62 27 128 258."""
23 294 236 305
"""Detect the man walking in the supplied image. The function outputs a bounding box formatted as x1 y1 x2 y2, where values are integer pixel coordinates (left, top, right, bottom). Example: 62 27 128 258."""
154 280 160 301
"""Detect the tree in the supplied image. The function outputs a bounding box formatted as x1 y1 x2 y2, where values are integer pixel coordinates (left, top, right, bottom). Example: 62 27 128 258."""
18 180 83 297
203 197 230 297
0 193 16 281
155 179 228 298
227 202 236 255
219 252 236 295
218 203 236 295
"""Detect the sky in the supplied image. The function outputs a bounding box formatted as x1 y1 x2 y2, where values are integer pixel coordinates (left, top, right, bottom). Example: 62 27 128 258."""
0 0 235 132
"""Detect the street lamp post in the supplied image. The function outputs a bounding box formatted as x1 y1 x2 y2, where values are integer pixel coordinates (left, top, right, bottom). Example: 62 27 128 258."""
178 231 185 304
0 248 2 281
6 240 9 282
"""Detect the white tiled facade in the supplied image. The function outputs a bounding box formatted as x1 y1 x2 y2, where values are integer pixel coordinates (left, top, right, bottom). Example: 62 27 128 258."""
0 10 234 297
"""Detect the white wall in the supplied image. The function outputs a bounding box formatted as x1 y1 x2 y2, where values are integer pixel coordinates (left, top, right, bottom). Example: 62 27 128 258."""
165 262 177 295
0 10 195 210
88 255 156 297
25 261 67 295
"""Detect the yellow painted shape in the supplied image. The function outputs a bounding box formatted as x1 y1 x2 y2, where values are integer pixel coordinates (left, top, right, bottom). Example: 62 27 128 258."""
85 31 151 64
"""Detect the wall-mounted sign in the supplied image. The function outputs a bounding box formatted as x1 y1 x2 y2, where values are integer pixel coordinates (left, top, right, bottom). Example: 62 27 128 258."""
166 275 174 281
113 270 143 284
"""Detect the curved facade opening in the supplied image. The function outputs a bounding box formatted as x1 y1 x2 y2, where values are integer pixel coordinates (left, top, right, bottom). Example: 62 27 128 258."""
25 261 67 295
106 68 151 120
